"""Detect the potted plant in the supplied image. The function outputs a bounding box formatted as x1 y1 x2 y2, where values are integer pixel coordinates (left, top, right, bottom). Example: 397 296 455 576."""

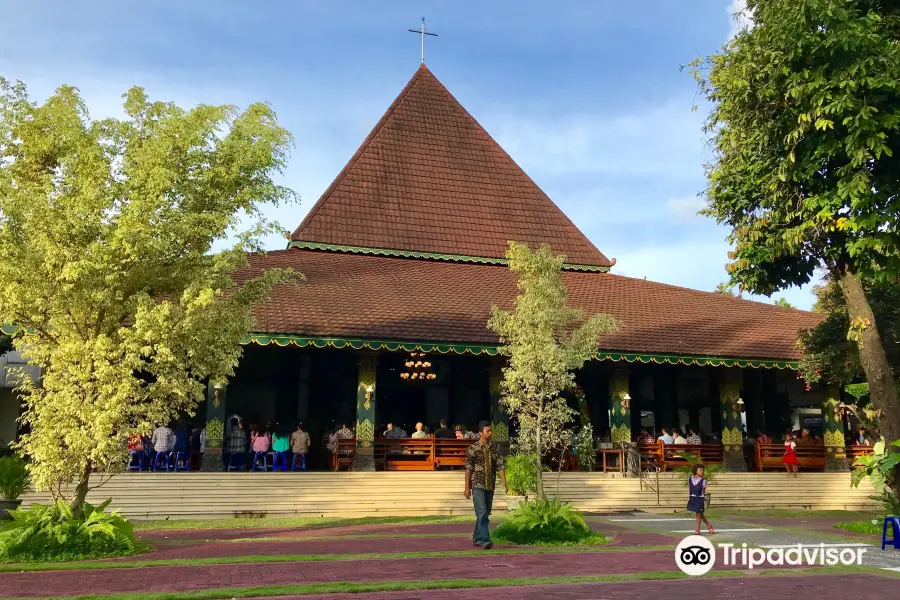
0 456 29 519
504 454 538 510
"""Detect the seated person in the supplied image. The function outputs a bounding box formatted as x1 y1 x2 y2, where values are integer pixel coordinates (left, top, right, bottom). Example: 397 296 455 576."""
686 428 703 445
384 422 407 438
454 425 465 439
411 422 428 439
434 419 454 439
672 429 688 445
657 428 674 445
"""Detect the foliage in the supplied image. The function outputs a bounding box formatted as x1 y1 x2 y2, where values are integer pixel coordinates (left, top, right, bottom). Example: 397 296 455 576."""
773 298 795 309
488 242 617 498
798 277 900 390
0 499 141 561
835 518 885 536
576 423 595 473
714 282 739 296
0 456 29 500
0 79 300 509
493 497 592 545
504 454 540 497
693 0 900 450
851 439 900 513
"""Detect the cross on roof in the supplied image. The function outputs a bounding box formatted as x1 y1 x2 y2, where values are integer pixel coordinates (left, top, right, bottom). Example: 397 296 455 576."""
408 17 437 64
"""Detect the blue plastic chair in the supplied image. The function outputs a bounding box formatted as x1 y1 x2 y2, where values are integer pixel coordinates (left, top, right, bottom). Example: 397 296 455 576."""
291 453 307 472
251 451 269 472
273 451 289 472
127 450 143 472
882 516 900 550
153 451 170 472
225 453 245 472
173 451 190 472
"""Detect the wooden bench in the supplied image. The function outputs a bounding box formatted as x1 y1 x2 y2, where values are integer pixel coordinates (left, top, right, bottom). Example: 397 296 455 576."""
755 442 825 471
638 440 723 471
376 438 436 471
434 438 470 469
331 437 356 471
846 444 875 466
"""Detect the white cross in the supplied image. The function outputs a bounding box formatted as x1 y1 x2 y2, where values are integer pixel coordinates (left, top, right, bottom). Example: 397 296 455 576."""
408 17 438 64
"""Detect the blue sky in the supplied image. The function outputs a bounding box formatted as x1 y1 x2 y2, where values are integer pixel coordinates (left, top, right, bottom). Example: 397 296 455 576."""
0 1 813 308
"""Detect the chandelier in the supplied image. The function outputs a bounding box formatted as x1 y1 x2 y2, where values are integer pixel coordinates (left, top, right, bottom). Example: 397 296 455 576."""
400 351 436 382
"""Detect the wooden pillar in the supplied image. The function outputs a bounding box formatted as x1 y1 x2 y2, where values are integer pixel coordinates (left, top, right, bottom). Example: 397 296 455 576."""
718 367 747 471
488 359 509 442
823 386 849 471
200 382 226 471
609 365 632 444
352 353 378 471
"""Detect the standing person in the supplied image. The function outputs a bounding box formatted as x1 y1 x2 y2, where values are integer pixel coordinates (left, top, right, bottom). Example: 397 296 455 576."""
463 421 508 550
782 432 799 477
687 464 715 535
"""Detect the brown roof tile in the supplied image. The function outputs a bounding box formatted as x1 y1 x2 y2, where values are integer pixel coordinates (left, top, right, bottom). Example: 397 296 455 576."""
241 249 821 361
291 65 613 268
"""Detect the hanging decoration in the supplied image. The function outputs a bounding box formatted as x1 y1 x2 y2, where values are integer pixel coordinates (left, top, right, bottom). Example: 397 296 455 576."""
400 351 436 382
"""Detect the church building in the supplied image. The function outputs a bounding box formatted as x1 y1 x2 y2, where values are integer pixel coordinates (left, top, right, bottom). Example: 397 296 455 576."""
190 64 846 472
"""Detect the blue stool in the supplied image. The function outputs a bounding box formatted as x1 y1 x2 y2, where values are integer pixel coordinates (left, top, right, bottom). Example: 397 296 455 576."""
273 451 289 472
173 451 190 472
251 451 269 472
225 453 245 472
153 451 170 472
882 516 900 550
291 453 307 472
127 451 143 472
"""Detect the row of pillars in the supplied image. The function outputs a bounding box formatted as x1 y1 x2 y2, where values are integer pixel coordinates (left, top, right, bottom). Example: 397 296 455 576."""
197 356 849 472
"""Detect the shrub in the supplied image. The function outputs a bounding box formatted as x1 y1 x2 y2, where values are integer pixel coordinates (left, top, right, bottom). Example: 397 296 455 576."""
0 499 141 562
0 456 29 500
494 497 592 544
504 454 539 497
577 424 595 472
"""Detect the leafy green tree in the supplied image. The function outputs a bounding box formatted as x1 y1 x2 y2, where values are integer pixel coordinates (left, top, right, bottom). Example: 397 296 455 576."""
0 79 298 512
694 0 900 450
488 242 617 499
774 298 796 309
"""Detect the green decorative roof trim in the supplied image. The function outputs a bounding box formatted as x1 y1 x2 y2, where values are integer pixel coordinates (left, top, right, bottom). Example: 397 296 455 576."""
288 240 611 272
245 332 799 369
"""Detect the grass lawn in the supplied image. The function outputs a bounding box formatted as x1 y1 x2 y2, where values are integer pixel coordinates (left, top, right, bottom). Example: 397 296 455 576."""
134 514 475 531
834 519 885 536
0 567 889 600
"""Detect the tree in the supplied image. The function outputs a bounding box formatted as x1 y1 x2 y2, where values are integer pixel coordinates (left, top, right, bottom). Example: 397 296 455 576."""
774 298 796 309
694 1 900 455
798 275 899 423
715 282 738 296
0 79 298 512
487 242 617 499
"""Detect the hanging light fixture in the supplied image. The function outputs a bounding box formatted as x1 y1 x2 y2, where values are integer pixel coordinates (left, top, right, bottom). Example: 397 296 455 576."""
401 351 435 382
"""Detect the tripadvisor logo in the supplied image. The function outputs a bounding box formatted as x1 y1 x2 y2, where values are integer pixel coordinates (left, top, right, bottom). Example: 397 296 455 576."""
675 536 866 576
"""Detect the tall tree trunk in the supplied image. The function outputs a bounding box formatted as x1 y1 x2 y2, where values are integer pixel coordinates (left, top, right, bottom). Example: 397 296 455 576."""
838 269 900 493
70 460 93 516
535 411 544 500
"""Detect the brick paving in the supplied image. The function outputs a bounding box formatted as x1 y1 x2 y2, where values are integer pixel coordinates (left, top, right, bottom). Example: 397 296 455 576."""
0 550 682 597
123 532 673 561
260 574 896 600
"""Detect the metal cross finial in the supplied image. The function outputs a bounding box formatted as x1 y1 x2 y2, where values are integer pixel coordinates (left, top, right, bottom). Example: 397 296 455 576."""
408 17 437 64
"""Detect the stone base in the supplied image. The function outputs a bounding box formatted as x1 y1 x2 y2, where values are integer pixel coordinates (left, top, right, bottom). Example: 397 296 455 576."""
352 447 376 472
722 449 748 472
200 448 224 472
825 453 850 472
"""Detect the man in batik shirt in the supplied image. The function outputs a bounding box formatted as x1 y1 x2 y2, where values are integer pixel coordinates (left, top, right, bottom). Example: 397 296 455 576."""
464 420 508 550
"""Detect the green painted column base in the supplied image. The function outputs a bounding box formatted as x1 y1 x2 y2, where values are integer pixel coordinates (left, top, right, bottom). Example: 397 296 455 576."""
722 449 747 472
352 447 376 471
200 448 224 472
825 450 850 472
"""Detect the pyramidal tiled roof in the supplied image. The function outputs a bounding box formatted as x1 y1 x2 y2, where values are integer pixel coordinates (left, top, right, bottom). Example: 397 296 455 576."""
291 64 614 269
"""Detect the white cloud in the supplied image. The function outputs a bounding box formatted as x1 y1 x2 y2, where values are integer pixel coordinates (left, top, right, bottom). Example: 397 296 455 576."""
728 0 755 38
665 195 706 221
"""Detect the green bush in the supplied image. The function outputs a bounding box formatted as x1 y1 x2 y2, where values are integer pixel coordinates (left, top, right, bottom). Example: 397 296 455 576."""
0 456 29 500
835 518 884 536
494 497 592 544
504 454 539 497
0 499 141 562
